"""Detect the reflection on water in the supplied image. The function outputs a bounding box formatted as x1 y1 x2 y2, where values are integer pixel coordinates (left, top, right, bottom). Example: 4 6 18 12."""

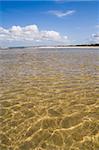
0 48 99 150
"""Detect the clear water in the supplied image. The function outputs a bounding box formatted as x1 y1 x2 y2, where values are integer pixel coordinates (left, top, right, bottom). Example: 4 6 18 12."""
0 48 99 150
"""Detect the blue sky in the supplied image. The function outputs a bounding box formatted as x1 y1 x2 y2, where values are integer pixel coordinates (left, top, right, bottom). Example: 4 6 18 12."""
0 0 99 47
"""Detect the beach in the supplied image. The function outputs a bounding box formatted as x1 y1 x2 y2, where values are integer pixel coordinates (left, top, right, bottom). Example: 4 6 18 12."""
0 48 99 150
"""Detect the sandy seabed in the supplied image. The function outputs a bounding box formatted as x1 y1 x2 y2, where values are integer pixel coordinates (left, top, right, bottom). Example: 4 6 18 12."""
0 48 99 150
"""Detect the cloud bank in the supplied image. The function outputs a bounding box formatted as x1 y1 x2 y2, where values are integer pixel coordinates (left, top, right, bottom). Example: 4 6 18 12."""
0 25 68 44
48 10 76 18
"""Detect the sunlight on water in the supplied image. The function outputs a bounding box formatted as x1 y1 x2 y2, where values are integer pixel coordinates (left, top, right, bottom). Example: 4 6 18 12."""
0 48 99 150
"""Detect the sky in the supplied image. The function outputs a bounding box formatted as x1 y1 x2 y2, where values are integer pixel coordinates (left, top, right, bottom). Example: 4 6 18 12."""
0 0 99 47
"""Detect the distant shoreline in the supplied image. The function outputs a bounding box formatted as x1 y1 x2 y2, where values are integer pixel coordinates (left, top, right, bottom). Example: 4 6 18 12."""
0 46 99 50
35 46 99 49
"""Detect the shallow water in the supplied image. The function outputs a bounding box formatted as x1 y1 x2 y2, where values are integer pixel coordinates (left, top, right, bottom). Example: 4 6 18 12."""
0 48 99 150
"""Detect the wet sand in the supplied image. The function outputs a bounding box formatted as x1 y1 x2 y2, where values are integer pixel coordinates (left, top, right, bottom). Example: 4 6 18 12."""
0 48 99 150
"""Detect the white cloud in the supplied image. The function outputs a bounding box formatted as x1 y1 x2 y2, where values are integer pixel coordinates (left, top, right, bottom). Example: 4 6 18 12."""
41 31 61 41
91 33 99 43
63 36 68 40
0 25 68 44
48 10 76 18
92 33 99 38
